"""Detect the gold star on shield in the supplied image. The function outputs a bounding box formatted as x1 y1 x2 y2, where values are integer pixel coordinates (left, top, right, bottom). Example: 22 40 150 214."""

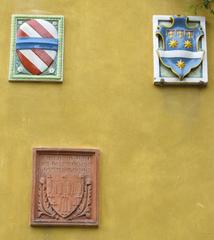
176 60 185 69
184 40 192 48
169 39 178 48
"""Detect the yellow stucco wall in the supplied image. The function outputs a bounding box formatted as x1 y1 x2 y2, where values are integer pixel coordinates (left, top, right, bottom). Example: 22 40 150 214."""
0 0 214 239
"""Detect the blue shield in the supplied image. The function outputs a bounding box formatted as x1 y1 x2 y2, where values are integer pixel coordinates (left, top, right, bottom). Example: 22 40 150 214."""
156 16 204 80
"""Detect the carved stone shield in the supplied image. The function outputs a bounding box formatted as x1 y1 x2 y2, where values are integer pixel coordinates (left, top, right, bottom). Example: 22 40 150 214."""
46 175 84 218
156 16 204 80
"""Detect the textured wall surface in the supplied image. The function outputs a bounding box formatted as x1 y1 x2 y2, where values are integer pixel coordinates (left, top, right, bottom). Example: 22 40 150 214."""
0 0 214 239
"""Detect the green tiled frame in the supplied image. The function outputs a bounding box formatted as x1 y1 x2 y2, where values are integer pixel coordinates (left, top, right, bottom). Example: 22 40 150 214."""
9 14 64 82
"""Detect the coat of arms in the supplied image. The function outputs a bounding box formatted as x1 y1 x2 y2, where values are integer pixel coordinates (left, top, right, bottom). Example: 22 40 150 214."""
9 15 64 82
153 15 208 85
156 16 204 80
38 174 92 220
31 148 99 226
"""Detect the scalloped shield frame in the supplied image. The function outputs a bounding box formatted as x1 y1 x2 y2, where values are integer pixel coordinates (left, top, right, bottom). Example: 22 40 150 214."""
9 15 64 82
153 15 208 86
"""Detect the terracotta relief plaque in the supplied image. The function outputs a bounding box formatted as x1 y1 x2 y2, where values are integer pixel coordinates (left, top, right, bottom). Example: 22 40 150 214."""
31 148 99 226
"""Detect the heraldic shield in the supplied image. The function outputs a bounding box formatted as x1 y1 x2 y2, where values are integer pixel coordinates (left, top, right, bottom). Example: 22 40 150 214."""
16 19 58 75
46 175 84 218
156 16 204 80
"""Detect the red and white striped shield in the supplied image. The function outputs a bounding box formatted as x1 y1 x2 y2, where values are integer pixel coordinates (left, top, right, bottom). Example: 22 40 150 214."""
16 19 58 75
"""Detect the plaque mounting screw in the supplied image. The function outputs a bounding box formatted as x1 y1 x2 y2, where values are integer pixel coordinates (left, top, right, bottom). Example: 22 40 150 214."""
17 66 23 73
49 68 55 74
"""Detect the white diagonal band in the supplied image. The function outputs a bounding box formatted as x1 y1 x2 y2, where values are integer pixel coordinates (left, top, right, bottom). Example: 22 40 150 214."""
20 23 42 38
20 50 48 72
35 19 58 39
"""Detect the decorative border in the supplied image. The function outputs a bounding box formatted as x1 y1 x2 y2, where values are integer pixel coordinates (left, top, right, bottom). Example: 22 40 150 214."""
31 148 99 226
153 15 208 86
9 15 64 82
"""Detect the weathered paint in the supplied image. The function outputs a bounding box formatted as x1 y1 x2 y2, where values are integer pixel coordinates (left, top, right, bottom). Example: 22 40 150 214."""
0 0 214 240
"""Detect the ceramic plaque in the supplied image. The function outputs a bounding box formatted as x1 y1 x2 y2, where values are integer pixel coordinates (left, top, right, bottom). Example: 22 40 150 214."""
153 15 208 86
9 15 64 82
31 148 99 226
